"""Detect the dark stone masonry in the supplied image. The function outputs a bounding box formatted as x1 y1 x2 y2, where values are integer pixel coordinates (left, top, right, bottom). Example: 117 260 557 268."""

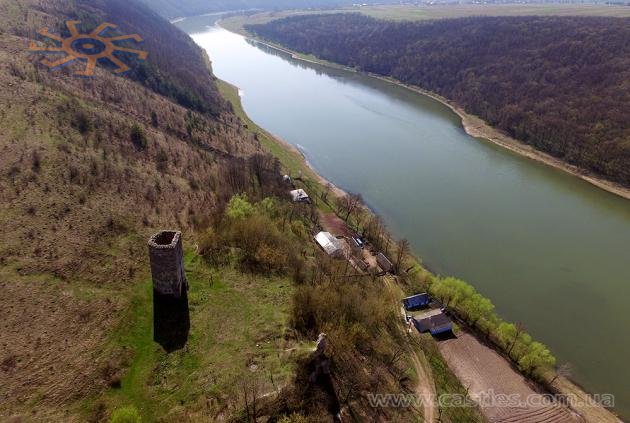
148 230 190 352
148 230 188 298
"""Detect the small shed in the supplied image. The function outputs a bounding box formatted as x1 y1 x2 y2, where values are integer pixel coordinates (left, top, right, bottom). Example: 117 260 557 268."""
412 311 453 336
315 232 344 258
290 189 310 203
283 174 292 184
402 293 430 311
376 252 394 273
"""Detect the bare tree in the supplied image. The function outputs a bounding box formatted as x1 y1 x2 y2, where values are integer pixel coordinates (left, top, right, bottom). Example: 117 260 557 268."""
240 377 261 422
395 238 410 274
550 362 572 385
387 347 406 367
322 182 333 202
339 193 363 221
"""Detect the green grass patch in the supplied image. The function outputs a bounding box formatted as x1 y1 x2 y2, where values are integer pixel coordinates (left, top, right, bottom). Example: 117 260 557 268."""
99 250 294 420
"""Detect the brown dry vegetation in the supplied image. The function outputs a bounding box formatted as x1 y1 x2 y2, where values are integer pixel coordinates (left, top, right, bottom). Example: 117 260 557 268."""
0 0 277 419
0 1 264 283
0 1 449 421
0 273 127 421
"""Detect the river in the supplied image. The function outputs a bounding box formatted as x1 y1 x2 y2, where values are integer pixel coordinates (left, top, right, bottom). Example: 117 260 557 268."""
176 16 630 417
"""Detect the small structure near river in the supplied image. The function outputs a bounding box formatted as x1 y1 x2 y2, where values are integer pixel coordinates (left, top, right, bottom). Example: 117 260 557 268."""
376 252 394 273
314 231 344 258
290 188 310 203
412 309 453 336
402 293 430 311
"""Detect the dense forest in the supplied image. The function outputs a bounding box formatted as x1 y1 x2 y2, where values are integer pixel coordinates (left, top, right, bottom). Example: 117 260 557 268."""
140 0 399 19
249 14 630 186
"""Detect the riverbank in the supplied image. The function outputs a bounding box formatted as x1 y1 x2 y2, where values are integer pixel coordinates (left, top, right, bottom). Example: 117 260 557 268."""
236 32 630 202
212 20 628 421
214 76 621 423
216 79 348 201
386 81 630 202
217 77 489 423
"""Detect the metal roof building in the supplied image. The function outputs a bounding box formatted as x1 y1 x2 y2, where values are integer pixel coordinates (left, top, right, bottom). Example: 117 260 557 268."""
412 310 453 336
314 232 344 257
402 293 430 311
376 252 394 273
290 189 310 203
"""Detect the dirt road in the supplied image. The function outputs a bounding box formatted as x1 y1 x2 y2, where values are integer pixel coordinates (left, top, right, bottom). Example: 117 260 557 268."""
410 350 437 423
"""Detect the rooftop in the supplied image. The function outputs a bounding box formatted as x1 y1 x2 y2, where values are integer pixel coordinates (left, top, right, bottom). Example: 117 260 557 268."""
290 189 309 202
314 231 343 256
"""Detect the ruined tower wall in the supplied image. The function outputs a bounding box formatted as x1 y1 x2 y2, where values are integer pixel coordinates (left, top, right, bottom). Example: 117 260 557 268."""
148 230 187 297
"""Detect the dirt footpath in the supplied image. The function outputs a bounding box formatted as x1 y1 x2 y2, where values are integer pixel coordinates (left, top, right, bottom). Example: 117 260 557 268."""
410 350 437 423
438 332 581 423
319 212 354 238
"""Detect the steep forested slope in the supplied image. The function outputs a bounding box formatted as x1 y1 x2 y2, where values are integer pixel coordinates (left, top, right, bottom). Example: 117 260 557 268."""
0 0 266 293
0 0 275 419
249 14 630 186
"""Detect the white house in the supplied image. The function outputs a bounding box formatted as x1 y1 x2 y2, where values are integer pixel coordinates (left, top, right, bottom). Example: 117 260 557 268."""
314 232 344 257
290 189 310 203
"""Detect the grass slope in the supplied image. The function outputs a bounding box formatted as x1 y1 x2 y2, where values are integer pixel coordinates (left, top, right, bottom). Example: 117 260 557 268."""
98 252 294 421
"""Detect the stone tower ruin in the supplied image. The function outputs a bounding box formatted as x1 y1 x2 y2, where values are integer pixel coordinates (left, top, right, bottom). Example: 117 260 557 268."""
148 230 188 298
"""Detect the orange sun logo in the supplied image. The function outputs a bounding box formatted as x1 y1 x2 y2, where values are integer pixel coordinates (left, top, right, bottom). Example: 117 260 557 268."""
28 20 148 77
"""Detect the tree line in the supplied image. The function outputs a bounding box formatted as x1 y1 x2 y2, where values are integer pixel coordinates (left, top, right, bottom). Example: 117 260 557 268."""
140 0 402 19
330 190 558 380
248 14 630 186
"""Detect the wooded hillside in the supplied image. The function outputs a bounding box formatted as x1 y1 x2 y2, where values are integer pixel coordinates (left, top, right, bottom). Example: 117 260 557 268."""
139 0 400 19
0 0 271 418
249 14 630 186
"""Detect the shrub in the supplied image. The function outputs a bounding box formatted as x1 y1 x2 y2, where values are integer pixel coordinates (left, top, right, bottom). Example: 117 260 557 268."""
518 342 556 378
256 197 277 217
430 277 494 326
31 151 41 173
73 110 93 134
225 194 255 220
227 214 292 273
156 148 168 173
203 194 306 274
198 227 226 265
109 405 141 423
130 124 147 150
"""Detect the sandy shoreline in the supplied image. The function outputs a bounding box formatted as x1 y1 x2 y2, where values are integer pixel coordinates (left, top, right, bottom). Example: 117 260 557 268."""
219 77 350 199
261 123 349 198
246 36 630 201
